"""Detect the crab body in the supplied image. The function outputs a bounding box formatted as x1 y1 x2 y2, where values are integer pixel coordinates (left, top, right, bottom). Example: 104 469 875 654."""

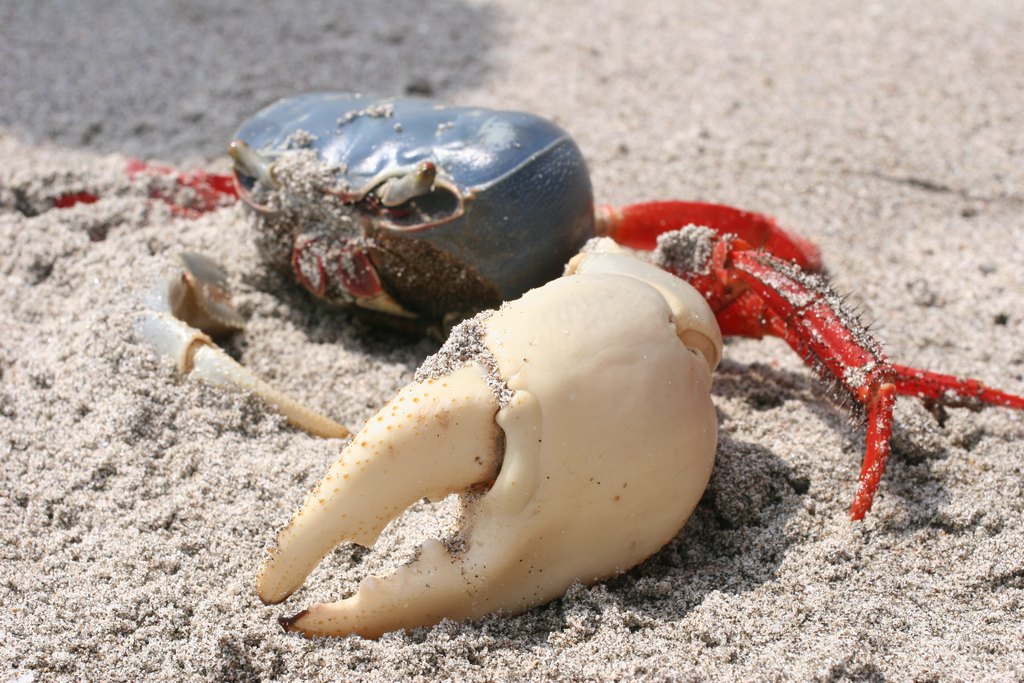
82 94 1023 639
231 93 593 328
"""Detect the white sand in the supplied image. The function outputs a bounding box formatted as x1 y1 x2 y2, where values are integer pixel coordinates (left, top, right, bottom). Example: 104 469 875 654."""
2 2 1023 680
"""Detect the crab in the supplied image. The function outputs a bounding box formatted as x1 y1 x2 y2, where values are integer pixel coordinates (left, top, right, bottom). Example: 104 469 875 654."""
62 93 1024 637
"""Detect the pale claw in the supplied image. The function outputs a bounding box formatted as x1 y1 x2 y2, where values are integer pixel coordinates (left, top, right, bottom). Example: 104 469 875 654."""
259 239 723 638
256 363 503 606
137 253 350 438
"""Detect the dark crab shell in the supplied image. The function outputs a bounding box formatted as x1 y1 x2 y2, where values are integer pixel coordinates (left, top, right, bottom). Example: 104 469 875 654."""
232 93 595 322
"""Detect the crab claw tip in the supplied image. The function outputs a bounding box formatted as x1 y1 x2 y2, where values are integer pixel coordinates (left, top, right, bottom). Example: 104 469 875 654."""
278 610 307 629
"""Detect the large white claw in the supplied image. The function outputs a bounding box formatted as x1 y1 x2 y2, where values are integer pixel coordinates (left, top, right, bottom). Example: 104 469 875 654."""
259 239 722 638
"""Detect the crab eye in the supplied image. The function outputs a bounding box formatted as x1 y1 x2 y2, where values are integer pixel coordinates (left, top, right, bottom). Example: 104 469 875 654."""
358 173 461 230
375 182 461 228
228 140 278 191
374 161 437 207
345 162 464 229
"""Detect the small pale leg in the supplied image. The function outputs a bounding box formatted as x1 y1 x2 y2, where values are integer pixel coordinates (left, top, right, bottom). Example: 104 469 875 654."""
258 240 723 638
137 253 349 439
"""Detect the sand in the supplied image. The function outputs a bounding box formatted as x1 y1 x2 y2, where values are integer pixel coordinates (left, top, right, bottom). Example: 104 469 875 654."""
2 1 1023 680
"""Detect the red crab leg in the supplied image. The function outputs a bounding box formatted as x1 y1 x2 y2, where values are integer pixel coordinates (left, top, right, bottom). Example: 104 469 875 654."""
53 160 238 217
724 247 900 519
598 201 822 272
890 365 1024 409
53 191 100 209
125 159 238 217
662 230 1023 519
717 253 1024 412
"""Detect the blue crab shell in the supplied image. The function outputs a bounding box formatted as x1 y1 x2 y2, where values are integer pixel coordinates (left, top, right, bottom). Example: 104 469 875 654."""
232 93 595 323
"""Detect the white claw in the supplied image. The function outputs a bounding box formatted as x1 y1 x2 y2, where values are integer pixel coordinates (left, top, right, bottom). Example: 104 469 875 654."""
138 254 349 439
257 363 502 605
260 239 723 638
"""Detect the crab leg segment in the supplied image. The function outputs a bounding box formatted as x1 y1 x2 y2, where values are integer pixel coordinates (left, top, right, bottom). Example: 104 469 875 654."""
137 312 349 439
658 227 1024 519
125 159 238 217
598 201 822 271
137 254 349 439
891 365 1024 410
55 160 238 217
726 248 902 519
729 248 1023 516
53 192 100 209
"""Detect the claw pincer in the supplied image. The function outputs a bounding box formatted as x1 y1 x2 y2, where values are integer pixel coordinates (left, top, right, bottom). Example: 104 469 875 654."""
257 241 723 638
